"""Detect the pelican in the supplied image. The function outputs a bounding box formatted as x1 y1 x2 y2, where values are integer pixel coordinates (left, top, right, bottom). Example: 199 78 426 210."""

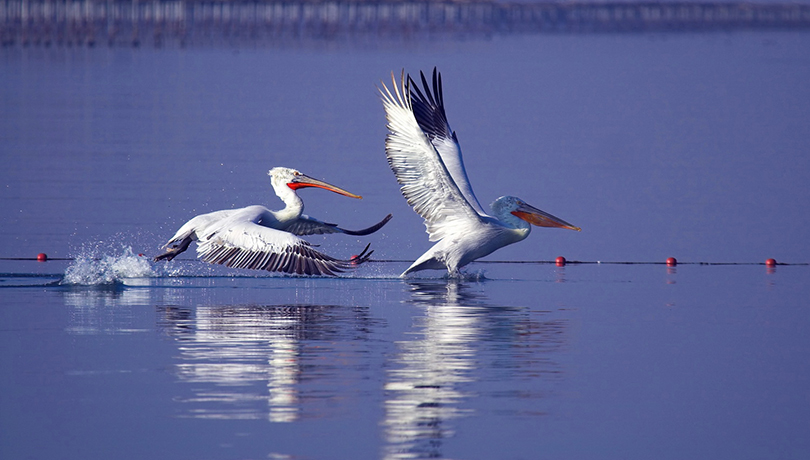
380 68 580 276
154 167 392 276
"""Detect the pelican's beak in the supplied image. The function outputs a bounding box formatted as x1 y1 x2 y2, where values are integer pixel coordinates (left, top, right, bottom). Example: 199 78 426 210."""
512 201 581 231
287 174 362 199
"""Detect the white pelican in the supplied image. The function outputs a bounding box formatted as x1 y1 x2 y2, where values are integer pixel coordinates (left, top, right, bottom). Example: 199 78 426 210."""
380 68 580 276
154 167 392 276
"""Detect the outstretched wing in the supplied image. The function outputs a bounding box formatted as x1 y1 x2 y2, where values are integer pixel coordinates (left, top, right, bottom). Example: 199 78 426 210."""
196 221 371 276
409 68 487 216
285 214 393 236
380 70 485 243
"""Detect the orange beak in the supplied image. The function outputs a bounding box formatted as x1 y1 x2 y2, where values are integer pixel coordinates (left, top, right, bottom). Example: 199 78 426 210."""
287 174 362 199
512 201 580 231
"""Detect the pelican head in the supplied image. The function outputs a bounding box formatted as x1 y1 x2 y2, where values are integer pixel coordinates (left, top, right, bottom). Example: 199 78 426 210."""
492 196 581 231
268 167 362 199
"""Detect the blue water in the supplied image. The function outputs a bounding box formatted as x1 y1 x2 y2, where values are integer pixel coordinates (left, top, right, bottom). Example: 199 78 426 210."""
2 259 809 459
2 29 810 459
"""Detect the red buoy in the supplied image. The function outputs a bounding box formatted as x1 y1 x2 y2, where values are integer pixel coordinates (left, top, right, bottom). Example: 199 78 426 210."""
666 257 677 267
36 253 48 262
765 258 777 267
556 256 566 267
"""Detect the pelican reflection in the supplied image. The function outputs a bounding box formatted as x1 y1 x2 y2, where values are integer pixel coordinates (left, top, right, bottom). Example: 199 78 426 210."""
383 280 567 459
158 303 379 422
383 281 480 459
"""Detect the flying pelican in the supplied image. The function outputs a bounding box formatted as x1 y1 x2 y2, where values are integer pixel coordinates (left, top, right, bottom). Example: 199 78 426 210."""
380 68 580 276
154 167 392 276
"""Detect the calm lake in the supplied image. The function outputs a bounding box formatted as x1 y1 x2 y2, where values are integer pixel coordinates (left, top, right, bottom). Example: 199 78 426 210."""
2 22 810 460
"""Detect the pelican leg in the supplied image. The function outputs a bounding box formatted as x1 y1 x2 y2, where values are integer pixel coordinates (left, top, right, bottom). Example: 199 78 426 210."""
153 236 193 262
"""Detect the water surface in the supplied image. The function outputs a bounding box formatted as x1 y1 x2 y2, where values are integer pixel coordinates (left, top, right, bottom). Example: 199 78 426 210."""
2 260 808 459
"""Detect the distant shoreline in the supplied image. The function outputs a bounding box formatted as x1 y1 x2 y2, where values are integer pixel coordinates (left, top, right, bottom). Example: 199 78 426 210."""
3 0 809 47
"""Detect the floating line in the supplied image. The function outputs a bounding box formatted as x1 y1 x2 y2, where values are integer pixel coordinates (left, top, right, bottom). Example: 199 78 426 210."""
371 260 808 266
1 257 806 266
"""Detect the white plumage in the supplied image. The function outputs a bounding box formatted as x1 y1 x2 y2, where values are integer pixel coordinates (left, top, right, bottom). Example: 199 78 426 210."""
380 68 580 276
154 167 391 276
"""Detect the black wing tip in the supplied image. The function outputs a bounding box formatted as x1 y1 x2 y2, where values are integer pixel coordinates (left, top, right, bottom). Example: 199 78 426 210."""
348 243 374 266
419 71 436 106
413 67 442 102
153 237 192 262
403 66 441 95
339 213 393 236
406 67 450 139
153 253 174 262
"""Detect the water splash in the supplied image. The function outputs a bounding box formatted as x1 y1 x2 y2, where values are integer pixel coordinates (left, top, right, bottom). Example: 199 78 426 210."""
62 246 156 286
